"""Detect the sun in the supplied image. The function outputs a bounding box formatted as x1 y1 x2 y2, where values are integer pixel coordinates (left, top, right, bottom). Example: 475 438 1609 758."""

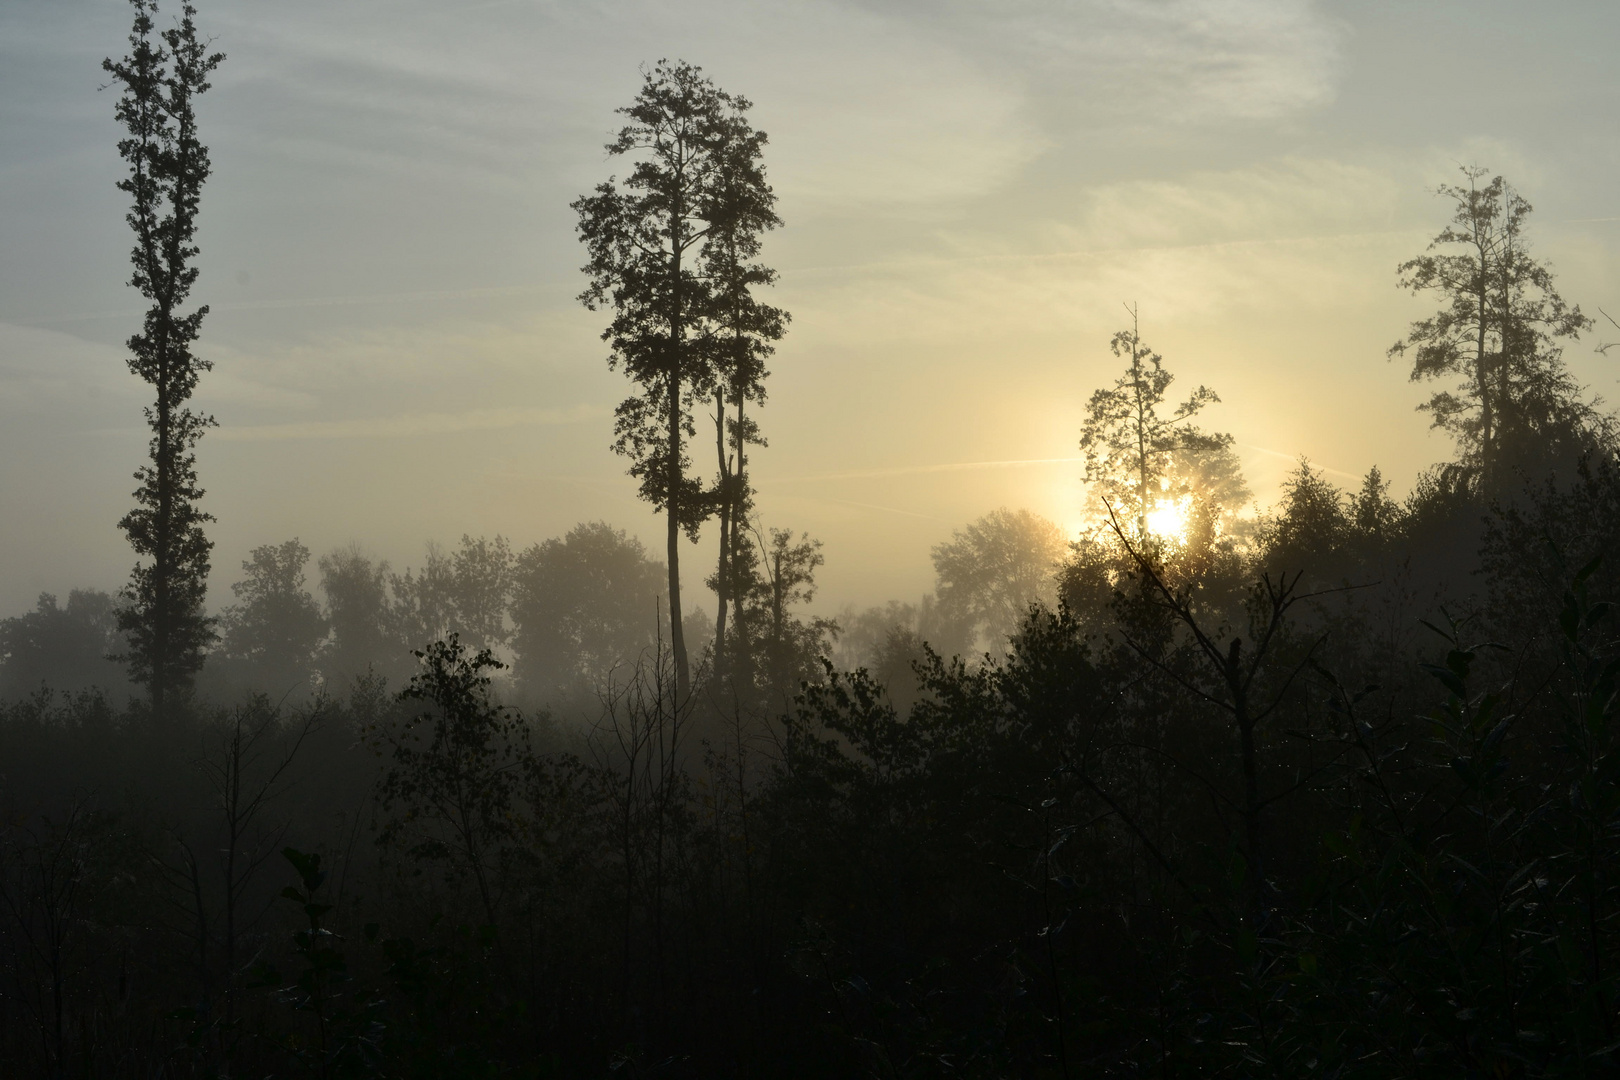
1143 494 1192 546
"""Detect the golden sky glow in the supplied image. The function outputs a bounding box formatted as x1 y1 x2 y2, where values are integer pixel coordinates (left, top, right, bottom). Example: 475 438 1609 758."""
3 1 1619 614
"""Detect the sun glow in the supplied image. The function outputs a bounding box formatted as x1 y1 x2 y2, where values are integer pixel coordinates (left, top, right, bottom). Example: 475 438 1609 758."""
1143 494 1193 546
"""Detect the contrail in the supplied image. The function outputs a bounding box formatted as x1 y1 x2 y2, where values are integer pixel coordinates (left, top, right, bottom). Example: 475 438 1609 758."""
1232 442 1361 481
764 457 1086 484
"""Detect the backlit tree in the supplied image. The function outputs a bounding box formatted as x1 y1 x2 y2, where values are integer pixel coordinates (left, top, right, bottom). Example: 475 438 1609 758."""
574 60 777 699
1391 167 1604 488
102 0 224 708
1079 309 1246 549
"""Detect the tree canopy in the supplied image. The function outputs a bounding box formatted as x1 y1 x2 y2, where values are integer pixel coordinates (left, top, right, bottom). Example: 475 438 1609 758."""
1079 311 1247 547
1391 167 1608 488
103 0 225 708
574 59 780 698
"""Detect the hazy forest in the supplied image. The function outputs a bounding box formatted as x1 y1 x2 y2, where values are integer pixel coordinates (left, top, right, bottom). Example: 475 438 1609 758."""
8 3 1620 1078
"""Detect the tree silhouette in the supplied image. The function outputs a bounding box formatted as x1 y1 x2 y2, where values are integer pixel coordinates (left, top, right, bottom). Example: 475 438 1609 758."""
1348 464 1402 541
0 591 125 698
1391 167 1604 488
316 545 400 688
735 527 836 700
703 123 787 682
574 60 775 699
931 508 1066 652
102 0 224 709
1079 308 1246 546
1260 459 1349 572
511 522 667 697
217 540 326 691
371 637 531 930
391 535 513 654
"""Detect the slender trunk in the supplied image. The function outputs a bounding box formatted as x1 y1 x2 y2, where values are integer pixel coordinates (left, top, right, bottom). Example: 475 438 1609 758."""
665 387 689 698
457 784 498 930
731 397 751 684
1495 227 1515 472
650 648 674 1042
1132 327 1150 540
770 545 785 672
1475 222 1494 485
1238 701 1260 912
665 218 690 696
714 391 731 678
154 373 172 712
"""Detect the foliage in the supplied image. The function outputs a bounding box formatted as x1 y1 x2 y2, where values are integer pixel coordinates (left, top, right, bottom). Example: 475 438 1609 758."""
369 637 540 929
1391 166 1608 488
1079 310 1248 544
0 591 127 698
574 59 778 694
24 63 1620 1079
102 0 224 709
733 526 839 703
931 507 1066 654
318 544 405 689
391 536 513 656
510 522 667 698
11 467 1620 1078
217 539 328 693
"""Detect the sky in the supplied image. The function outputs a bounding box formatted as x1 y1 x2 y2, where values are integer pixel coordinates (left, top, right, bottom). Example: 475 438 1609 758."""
3 0 1620 617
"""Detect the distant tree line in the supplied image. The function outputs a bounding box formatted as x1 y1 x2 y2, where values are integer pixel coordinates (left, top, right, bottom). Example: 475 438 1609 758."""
0 523 836 712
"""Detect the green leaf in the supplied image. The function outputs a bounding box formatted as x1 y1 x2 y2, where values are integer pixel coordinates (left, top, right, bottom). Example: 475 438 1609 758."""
1421 663 1467 699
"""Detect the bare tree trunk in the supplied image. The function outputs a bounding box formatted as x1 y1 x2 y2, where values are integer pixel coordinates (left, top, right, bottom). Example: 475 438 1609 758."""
666 368 690 699
1474 209 1495 486
713 391 732 678
731 397 752 687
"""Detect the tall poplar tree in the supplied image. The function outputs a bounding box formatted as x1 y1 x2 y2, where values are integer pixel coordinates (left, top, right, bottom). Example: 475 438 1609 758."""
1391 167 1600 488
103 0 224 709
574 60 776 696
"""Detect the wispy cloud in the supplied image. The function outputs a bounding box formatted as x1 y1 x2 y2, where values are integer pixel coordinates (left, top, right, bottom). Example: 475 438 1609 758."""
213 404 600 442
863 0 1346 126
23 282 575 327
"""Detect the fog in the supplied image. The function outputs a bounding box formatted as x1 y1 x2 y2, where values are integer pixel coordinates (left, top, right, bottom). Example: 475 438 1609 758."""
6 1 1620 1075
4 0 1617 618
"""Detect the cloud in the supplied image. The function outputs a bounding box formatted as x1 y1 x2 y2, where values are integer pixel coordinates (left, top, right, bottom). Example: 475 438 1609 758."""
1063 158 1403 249
0 322 140 419
773 156 1421 360
183 0 1050 214
861 0 1346 126
212 403 601 442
